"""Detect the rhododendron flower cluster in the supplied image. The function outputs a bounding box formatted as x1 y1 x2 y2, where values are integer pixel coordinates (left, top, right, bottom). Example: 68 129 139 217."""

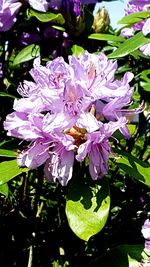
121 0 150 56
0 0 99 32
4 51 141 185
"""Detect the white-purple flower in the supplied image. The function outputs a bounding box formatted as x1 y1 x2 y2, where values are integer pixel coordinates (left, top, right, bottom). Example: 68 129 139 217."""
26 0 98 14
141 219 150 251
139 18 150 56
121 0 150 56
76 118 127 180
0 0 22 32
4 51 141 185
44 142 75 186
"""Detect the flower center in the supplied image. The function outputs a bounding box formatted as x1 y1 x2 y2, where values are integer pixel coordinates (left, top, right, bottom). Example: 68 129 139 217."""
64 125 87 147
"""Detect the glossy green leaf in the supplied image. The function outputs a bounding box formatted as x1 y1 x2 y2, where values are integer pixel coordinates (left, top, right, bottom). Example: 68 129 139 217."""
0 149 16 158
140 81 150 92
13 44 40 65
27 9 65 24
0 183 9 197
108 32 150 58
114 149 150 186
140 69 150 92
0 159 28 185
118 11 150 25
140 69 150 82
66 177 110 241
90 245 143 267
71 45 85 57
88 33 125 42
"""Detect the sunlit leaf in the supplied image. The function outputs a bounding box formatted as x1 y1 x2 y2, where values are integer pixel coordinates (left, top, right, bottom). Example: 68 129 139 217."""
71 45 85 57
51 25 65 31
13 44 40 65
108 32 150 58
0 183 9 197
140 69 150 92
66 176 110 241
128 125 137 136
0 149 16 158
88 33 125 42
27 8 65 24
0 160 28 185
118 11 150 25
140 82 150 92
140 69 150 82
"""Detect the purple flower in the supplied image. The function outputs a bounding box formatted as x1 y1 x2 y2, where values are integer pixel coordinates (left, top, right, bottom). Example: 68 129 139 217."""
129 0 150 6
82 0 97 3
121 0 150 56
141 219 150 251
120 27 134 38
4 51 141 185
76 118 127 180
0 0 22 32
27 0 50 12
49 0 62 11
17 139 51 169
26 0 98 14
139 18 150 56
19 31 41 47
0 63 3 78
61 0 81 17
44 142 75 186
140 43 150 56
142 18 150 37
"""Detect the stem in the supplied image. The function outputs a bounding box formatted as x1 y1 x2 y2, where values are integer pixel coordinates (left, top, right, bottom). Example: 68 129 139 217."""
27 245 33 267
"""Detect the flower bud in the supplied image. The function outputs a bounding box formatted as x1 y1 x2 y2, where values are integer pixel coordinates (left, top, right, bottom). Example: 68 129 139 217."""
61 0 85 36
92 7 110 33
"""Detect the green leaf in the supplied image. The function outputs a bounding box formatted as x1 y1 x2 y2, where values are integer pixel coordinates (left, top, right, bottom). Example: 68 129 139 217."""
88 33 125 42
114 149 150 186
0 92 16 99
128 125 137 136
0 159 28 185
0 149 16 158
71 45 85 57
140 69 150 92
0 183 9 197
90 245 143 267
51 25 65 31
140 81 150 92
118 11 150 25
140 69 150 82
27 8 65 24
13 44 40 65
66 176 110 241
108 32 150 58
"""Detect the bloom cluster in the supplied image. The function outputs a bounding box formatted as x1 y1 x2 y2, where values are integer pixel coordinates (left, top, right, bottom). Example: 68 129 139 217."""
0 0 98 32
121 0 150 56
4 51 141 185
